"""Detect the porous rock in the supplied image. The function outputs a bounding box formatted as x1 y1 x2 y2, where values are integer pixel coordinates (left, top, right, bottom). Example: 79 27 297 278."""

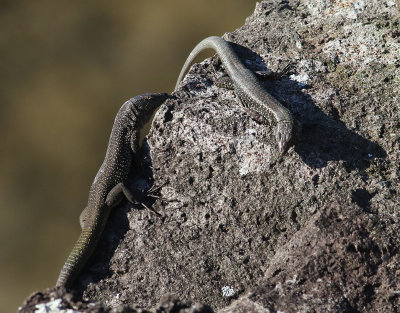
20 1 400 312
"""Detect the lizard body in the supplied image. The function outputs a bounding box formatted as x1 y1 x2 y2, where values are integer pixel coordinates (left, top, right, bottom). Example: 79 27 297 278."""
175 36 293 153
56 93 169 288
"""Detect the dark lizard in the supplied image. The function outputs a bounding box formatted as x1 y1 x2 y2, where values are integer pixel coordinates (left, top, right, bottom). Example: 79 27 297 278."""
175 36 294 154
56 92 169 288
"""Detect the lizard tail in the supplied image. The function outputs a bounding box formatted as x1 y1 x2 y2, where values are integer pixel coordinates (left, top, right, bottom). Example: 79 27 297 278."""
174 36 243 91
56 228 98 288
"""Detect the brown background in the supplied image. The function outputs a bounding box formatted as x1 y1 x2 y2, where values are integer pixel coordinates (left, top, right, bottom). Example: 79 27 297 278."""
0 1 258 311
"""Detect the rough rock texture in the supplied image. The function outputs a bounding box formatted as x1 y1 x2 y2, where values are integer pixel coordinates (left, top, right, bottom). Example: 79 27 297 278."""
20 0 400 312
19 287 212 313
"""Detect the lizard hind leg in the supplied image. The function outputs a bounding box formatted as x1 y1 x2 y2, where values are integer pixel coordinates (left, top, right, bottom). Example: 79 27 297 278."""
105 182 139 208
107 182 162 216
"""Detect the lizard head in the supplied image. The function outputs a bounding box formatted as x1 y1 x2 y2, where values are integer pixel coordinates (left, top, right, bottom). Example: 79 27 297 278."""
276 120 294 154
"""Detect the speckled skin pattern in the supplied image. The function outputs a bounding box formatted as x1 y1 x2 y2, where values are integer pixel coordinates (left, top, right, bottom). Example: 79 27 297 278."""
56 93 169 288
175 36 293 153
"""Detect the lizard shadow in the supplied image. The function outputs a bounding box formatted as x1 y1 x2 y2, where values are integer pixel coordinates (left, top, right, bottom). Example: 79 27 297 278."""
224 42 387 170
73 140 158 298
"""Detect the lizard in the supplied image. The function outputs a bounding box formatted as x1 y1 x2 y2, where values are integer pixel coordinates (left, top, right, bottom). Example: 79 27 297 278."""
175 36 294 154
56 92 170 289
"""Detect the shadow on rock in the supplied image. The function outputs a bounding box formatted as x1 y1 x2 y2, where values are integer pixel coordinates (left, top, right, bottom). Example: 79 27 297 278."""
227 42 387 170
294 113 386 170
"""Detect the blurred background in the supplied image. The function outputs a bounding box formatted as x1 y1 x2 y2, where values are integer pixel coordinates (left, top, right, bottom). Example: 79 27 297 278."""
0 1 258 311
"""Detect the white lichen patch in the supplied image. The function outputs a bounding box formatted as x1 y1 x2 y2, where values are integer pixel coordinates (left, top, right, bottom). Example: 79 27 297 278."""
221 285 235 297
290 73 310 86
34 299 82 313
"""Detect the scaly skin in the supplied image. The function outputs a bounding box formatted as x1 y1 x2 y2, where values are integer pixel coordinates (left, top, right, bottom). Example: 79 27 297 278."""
175 36 294 154
56 93 169 288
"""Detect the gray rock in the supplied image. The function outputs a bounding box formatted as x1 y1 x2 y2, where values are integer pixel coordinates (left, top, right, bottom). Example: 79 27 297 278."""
20 0 400 312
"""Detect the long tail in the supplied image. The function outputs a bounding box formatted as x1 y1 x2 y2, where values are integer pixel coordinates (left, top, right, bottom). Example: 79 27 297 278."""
56 227 98 288
175 36 236 90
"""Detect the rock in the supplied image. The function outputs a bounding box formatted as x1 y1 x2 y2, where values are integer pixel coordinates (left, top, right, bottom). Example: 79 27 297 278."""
20 0 400 312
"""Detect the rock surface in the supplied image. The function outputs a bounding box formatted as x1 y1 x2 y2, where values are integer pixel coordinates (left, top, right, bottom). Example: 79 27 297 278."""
20 0 400 312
